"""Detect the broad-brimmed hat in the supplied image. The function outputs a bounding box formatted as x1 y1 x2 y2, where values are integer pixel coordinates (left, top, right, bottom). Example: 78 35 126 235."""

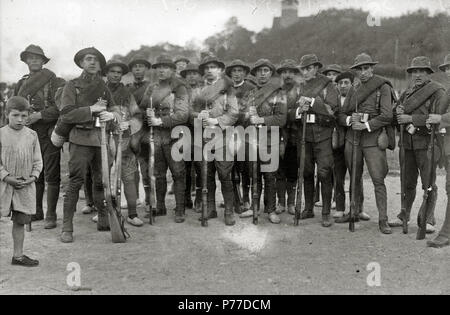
299 54 323 69
335 71 355 83
128 55 151 69
174 56 190 65
438 54 450 72
180 63 201 78
20 45 50 64
226 59 251 77
152 54 176 69
276 59 300 74
105 60 129 76
199 56 225 75
322 64 343 75
350 53 378 69
250 59 276 76
406 56 434 74
74 47 106 71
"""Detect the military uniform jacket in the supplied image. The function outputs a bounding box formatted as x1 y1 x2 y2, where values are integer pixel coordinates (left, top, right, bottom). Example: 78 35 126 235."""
108 82 142 150
396 80 447 150
283 83 301 146
15 69 65 139
141 76 189 145
60 72 121 147
230 80 256 127
338 75 393 147
243 77 287 147
438 88 450 156
287 74 339 144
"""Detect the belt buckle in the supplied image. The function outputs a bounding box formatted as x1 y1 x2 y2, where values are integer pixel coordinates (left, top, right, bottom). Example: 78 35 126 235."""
306 114 316 124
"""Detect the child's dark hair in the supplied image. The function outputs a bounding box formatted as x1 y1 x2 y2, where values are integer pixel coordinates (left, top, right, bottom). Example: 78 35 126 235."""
6 96 30 114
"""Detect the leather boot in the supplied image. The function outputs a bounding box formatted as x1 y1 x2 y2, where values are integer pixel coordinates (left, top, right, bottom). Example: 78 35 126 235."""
427 235 450 248
33 180 45 221
223 183 236 226
97 213 110 231
276 179 286 214
45 184 60 228
286 181 296 209
194 188 202 213
379 220 392 235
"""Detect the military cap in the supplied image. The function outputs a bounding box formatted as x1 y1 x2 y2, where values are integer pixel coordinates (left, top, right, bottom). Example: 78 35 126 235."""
128 55 151 69
199 56 225 76
180 63 201 78
276 59 300 74
174 56 191 65
322 64 343 75
350 53 378 69
250 59 276 76
299 54 323 69
438 54 450 72
74 47 107 71
152 54 176 69
105 60 129 76
406 56 434 74
20 45 50 64
225 59 251 77
335 71 355 83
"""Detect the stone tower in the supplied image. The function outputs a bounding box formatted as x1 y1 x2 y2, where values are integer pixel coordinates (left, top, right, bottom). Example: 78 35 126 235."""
273 0 300 29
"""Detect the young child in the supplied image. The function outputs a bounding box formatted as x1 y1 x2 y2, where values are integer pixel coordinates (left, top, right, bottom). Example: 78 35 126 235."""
0 96 43 267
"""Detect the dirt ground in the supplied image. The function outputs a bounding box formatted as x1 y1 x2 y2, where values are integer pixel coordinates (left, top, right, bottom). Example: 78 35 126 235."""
1 170 450 295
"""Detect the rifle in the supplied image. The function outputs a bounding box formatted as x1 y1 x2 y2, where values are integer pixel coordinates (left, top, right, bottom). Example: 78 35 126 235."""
399 124 408 234
112 129 123 212
148 97 155 225
250 98 260 225
100 122 128 243
314 173 320 204
294 108 307 226
201 101 209 227
232 166 243 211
417 111 438 240
349 97 361 232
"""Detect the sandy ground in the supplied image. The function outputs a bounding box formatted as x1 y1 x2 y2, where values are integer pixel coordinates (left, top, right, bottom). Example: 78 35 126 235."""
1 172 450 295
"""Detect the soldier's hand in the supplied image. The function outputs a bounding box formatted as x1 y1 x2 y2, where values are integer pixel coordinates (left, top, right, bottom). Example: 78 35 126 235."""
250 116 264 125
397 114 413 125
90 100 107 113
248 107 257 117
149 117 162 127
297 104 310 114
352 122 367 131
205 118 219 127
120 121 130 131
198 110 209 120
351 113 361 124
99 111 115 122
27 112 42 125
427 114 442 125
396 105 405 115
146 108 155 119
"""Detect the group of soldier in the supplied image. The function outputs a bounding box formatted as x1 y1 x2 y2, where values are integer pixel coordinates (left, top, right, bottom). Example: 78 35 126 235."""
7 43 450 249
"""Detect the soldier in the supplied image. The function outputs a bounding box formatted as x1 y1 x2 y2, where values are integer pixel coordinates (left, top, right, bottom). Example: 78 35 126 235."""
337 53 395 234
14 45 65 229
59 47 121 243
190 55 239 225
333 71 367 222
439 54 450 78
174 56 190 78
322 64 343 84
389 57 447 234
126 55 152 208
275 59 300 216
225 59 256 213
427 81 450 248
291 54 339 227
104 60 144 227
239 59 287 224
144 55 189 223
180 63 202 211
0 82 8 126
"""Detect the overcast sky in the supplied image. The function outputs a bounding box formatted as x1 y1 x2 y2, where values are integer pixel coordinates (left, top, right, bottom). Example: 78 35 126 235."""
0 0 447 82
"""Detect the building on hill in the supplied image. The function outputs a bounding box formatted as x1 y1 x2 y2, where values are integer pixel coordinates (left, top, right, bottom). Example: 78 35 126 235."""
272 0 300 30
